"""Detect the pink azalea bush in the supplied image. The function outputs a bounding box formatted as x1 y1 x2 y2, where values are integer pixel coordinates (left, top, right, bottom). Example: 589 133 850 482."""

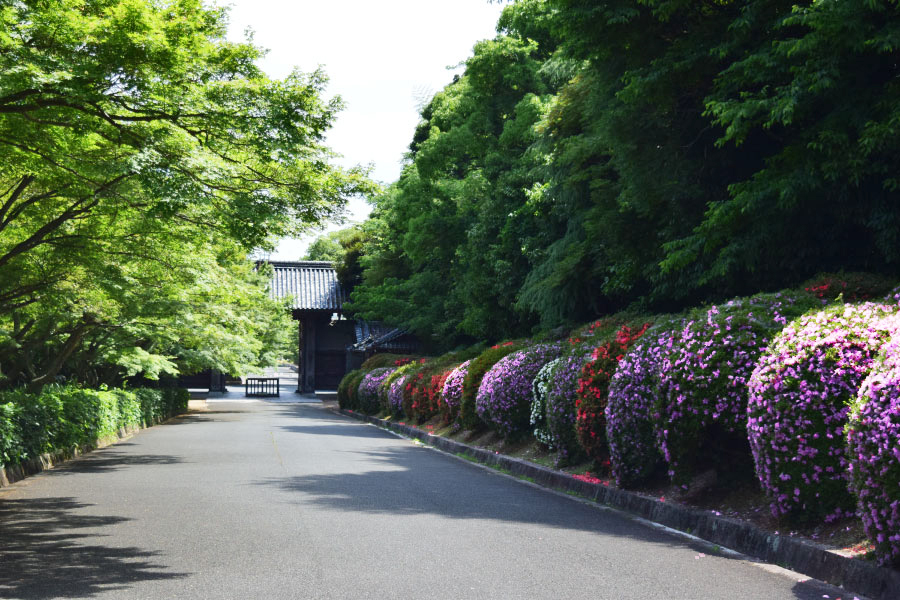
476 342 564 440
846 324 900 566
357 368 396 414
747 302 899 520
440 360 470 424
606 324 679 487
655 294 813 485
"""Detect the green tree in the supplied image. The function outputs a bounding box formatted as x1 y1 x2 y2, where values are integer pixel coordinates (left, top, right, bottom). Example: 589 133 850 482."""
0 0 371 388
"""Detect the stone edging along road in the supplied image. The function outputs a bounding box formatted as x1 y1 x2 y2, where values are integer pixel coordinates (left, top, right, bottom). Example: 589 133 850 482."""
338 408 900 600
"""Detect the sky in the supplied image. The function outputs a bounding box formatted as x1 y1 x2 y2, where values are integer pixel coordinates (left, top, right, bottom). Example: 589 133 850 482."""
223 0 507 259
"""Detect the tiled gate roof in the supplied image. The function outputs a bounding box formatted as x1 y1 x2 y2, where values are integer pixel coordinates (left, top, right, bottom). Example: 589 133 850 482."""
266 261 345 312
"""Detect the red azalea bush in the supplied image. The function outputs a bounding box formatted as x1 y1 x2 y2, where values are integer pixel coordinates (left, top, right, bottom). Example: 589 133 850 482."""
575 322 650 464
747 302 899 521
846 325 900 566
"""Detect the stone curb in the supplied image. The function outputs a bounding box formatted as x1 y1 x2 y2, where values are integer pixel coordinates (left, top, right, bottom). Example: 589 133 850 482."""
339 409 900 600
0 413 184 488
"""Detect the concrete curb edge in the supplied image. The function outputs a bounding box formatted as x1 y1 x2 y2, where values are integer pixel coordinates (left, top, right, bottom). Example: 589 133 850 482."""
339 408 900 600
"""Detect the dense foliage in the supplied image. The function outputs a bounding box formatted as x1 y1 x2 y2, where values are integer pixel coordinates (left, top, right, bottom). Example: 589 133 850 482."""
334 0 900 351
0 0 370 390
459 342 524 430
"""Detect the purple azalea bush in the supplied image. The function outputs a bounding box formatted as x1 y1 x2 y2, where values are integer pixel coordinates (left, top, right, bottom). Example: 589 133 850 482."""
747 302 899 520
356 368 396 414
476 342 563 440
530 358 560 448
655 294 812 485
387 375 408 416
544 352 592 465
846 323 900 566
606 325 678 487
440 360 470 423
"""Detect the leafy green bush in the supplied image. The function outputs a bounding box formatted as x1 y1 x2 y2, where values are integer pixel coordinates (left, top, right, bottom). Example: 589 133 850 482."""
0 385 186 470
0 401 23 467
360 354 419 370
338 369 364 409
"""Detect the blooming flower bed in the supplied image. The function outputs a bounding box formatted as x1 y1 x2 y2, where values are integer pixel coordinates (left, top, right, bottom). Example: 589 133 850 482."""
476 342 563 440
747 302 899 520
575 322 650 464
846 324 900 566
356 367 396 415
655 294 814 485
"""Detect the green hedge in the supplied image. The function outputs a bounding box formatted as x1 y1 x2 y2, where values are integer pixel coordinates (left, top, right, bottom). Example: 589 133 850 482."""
0 385 188 469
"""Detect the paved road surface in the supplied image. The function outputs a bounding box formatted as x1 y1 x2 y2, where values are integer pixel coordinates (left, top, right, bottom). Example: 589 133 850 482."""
0 400 862 599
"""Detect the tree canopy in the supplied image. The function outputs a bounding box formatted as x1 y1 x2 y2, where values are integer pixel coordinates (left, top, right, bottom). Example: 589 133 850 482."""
342 0 900 350
0 0 372 388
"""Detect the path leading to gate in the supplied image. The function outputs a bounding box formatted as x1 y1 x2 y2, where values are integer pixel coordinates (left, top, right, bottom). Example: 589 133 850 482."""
0 400 859 600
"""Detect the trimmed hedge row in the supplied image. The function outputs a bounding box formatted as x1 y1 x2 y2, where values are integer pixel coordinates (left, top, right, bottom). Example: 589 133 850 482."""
337 275 900 566
0 385 188 469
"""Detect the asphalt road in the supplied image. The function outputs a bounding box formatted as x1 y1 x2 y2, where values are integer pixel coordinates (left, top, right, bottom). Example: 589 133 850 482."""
0 399 863 600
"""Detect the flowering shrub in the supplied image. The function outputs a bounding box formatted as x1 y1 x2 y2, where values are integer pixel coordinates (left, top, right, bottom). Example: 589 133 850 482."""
846 326 900 566
459 341 525 430
606 325 679 487
747 302 899 520
530 358 560 448
356 367 396 414
575 322 651 464
654 294 814 485
409 369 451 423
544 352 593 465
440 360 469 424
338 369 366 410
476 342 563 440
802 272 894 304
387 374 408 416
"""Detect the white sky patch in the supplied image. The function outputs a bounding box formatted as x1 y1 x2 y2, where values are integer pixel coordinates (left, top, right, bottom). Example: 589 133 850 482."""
222 0 507 259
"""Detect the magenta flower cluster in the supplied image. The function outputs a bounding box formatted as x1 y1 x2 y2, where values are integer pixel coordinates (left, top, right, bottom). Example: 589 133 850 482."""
357 368 396 414
476 342 563 439
846 321 900 566
441 360 470 420
387 375 407 415
655 294 808 485
606 326 677 487
544 351 592 465
747 302 899 520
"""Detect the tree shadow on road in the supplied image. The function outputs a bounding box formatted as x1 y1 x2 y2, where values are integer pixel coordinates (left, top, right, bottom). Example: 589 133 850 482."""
43 446 187 476
0 497 188 599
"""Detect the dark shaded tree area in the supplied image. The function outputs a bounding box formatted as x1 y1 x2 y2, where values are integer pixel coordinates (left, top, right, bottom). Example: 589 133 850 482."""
338 0 900 349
